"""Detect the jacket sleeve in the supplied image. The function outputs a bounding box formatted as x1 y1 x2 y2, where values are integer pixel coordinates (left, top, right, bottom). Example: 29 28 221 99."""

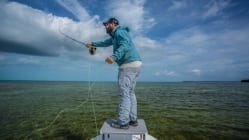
112 30 129 61
92 38 112 47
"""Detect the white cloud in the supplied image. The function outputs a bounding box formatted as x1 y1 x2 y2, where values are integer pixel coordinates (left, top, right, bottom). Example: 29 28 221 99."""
0 1 106 61
165 27 210 47
1 0 248 81
203 0 230 19
107 0 155 33
1 1 157 54
162 24 249 80
0 0 157 66
191 69 201 76
133 36 167 67
17 57 40 65
55 0 91 21
154 69 178 77
168 0 187 11
164 25 249 60
134 36 162 49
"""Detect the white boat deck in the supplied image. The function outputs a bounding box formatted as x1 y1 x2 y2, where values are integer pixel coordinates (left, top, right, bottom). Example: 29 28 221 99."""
91 119 157 140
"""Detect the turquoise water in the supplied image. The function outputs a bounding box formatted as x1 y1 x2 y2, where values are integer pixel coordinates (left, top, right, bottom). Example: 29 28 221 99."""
0 81 249 139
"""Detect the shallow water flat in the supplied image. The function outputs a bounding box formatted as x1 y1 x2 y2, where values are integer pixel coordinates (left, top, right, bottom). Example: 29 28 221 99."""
0 81 248 139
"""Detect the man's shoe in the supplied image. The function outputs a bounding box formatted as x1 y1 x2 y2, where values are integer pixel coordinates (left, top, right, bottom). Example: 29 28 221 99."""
110 121 129 129
129 120 138 126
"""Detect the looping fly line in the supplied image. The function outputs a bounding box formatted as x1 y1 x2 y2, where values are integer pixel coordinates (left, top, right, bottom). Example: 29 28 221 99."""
24 65 98 139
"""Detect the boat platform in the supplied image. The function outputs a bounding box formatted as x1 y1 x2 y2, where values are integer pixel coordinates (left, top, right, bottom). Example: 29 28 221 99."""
91 119 156 140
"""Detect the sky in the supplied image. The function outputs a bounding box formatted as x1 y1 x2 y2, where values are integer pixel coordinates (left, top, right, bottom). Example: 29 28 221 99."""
0 0 249 82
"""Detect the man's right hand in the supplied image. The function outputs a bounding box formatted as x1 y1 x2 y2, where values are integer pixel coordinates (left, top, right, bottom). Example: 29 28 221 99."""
86 43 93 48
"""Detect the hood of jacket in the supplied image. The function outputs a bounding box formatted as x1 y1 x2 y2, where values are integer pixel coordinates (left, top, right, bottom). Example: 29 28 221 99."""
110 26 129 37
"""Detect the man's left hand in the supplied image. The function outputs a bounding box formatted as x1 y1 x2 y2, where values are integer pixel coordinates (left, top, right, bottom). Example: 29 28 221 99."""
85 43 93 48
105 56 114 64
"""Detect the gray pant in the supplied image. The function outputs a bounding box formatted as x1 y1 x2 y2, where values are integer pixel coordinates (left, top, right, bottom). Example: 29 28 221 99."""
117 67 141 125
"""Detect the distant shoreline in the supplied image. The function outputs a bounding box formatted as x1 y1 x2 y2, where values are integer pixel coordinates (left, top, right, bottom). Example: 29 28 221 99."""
240 79 249 82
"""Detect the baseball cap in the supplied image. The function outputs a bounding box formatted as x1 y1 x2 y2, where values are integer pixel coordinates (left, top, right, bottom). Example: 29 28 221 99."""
103 18 119 26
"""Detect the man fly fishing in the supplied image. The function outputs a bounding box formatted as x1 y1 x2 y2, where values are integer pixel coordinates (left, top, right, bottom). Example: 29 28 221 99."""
85 17 142 129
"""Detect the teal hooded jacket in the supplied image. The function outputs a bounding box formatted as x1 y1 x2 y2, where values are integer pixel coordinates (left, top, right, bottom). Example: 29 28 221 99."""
92 26 142 66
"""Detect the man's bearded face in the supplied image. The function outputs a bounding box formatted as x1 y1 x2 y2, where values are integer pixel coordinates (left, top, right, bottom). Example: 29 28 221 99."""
105 23 113 34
